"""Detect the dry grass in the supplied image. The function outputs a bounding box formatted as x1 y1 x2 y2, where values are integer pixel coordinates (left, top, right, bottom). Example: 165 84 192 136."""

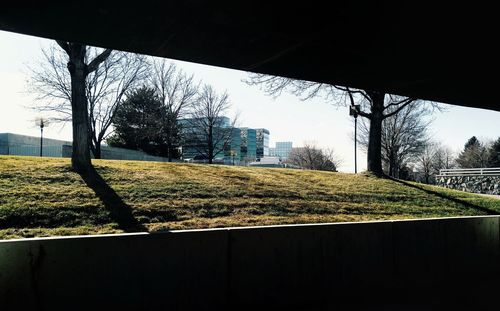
1 156 499 239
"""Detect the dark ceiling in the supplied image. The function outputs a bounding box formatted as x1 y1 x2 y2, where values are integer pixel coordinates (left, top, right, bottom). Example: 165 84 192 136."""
0 2 498 111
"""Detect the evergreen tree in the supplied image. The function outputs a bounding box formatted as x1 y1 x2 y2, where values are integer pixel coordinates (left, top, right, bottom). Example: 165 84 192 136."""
107 87 168 157
456 136 488 168
487 137 500 167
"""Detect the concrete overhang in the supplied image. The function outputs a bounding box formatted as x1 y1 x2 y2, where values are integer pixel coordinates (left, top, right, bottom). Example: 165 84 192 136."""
1 2 498 111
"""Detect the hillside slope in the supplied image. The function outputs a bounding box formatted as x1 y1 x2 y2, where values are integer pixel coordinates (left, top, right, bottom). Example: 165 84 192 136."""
1 156 499 239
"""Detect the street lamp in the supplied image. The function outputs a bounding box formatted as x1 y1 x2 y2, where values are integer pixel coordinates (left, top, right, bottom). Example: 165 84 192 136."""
230 150 236 165
35 117 49 157
349 105 360 174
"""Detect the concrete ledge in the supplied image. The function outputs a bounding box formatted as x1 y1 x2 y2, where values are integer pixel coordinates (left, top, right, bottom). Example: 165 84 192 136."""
1 216 499 310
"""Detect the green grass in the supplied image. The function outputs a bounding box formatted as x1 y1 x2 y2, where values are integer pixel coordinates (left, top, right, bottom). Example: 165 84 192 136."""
1 155 499 239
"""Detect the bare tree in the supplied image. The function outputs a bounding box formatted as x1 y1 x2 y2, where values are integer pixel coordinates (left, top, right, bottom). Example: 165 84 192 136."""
412 142 457 183
431 146 456 175
58 42 110 171
245 74 435 176
183 85 236 164
29 44 147 159
416 143 437 184
286 143 340 172
87 52 148 158
150 60 198 161
358 101 431 178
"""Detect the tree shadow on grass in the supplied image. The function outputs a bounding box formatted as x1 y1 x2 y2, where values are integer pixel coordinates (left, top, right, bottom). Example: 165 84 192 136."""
389 177 499 215
79 167 148 232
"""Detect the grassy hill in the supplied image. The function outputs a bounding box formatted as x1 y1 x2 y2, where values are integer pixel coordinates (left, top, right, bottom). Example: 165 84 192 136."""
1 156 499 239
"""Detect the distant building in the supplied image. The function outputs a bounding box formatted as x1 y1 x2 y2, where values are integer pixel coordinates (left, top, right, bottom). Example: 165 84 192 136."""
270 141 293 160
249 156 281 168
178 118 271 164
255 128 270 159
248 156 297 169
240 128 257 163
0 133 168 162
179 116 239 163
179 116 228 161
225 127 242 165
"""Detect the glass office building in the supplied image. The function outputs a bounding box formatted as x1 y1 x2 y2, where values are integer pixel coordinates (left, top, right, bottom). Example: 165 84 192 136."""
179 116 232 161
274 141 293 159
178 119 268 164
224 127 242 164
255 128 270 159
240 128 257 162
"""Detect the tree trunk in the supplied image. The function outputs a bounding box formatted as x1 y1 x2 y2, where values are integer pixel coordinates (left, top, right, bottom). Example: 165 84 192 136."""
208 125 213 164
388 153 401 178
167 138 173 162
389 156 396 178
94 142 102 159
367 91 385 176
89 137 102 159
68 44 92 172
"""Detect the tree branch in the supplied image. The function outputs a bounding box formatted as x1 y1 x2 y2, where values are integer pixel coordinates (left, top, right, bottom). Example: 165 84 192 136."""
87 49 112 73
383 99 417 119
333 85 371 102
384 97 415 110
344 87 371 119
56 41 70 54
357 110 372 119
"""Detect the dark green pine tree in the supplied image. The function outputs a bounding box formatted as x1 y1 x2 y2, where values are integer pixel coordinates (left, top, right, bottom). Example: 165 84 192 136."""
107 86 168 157
464 136 480 149
487 137 500 167
456 136 488 168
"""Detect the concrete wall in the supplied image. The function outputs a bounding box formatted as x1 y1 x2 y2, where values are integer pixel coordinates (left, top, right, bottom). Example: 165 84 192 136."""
62 145 168 162
0 132 71 148
1 216 499 310
0 133 169 162
0 133 69 157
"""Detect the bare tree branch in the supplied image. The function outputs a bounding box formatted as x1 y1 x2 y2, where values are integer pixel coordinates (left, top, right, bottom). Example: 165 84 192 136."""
359 101 432 177
243 70 436 175
183 84 235 163
87 48 112 73
28 43 147 158
150 60 199 161
286 142 341 171
382 98 417 119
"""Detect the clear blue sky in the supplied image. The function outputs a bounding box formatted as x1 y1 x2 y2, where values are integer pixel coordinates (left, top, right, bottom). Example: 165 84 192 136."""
1 30 499 172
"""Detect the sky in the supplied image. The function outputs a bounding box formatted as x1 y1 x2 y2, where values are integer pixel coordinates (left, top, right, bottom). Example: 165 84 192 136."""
1 30 499 172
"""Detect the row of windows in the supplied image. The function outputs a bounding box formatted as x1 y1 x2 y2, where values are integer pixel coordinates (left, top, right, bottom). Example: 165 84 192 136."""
181 126 268 161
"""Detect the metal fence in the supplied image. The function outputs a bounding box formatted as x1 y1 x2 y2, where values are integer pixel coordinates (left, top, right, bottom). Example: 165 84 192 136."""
438 168 500 176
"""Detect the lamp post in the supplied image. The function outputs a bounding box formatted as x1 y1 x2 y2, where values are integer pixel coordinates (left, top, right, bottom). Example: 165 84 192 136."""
230 150 236 165
35 117 49 157
349 105 360 174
